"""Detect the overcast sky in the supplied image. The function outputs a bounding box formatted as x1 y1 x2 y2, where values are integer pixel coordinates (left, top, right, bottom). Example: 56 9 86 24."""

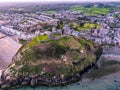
0 0 119 2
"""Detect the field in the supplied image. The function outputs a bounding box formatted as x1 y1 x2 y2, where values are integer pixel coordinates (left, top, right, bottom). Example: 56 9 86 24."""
70 22 100 31
70 6 111 16
28 34 49 47
46 10 55 14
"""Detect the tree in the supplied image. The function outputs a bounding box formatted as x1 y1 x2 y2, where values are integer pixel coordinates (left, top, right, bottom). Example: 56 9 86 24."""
79 22 84 27
52 14 55 19
56 20 64 29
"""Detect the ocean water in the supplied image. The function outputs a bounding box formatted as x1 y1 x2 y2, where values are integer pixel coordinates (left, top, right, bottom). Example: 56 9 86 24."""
11 72 120 90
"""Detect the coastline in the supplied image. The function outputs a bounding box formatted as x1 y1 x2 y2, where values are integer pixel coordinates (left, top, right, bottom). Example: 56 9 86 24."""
0 32 22 69
0 35 102 89
0 63 96 89
1 59 120 90
1 45 120 89
0 34 120 89
10 71 120 90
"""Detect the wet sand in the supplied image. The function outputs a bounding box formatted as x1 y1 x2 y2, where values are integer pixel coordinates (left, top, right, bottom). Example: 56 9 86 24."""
0 32 22 69
100 54 120 62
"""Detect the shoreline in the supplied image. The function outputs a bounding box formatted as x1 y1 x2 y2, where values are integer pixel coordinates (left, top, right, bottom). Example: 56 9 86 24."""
0 58 120 89
0 63 96 89
1 47 120 89
1 59 120 90
0 36 120 90
10 70 120 90
0 32 22 69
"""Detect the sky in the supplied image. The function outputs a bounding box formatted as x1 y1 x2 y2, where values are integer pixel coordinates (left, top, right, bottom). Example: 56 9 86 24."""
0 0 119 2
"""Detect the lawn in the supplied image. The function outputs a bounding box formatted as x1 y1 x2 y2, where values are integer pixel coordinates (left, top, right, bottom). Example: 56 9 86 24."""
28 34 49 47
46 10 55 14
70 6 111 16
70 22 100 31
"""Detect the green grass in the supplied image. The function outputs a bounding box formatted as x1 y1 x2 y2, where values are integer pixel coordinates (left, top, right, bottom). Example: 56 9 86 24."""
80 38 87 46
19 64 42 76
28 34 49 47
58 65 72 76
70 22 100 31
53 34 61 37
46 10 55 14
70 6 110 16
12 48 42 76
48 44 69 58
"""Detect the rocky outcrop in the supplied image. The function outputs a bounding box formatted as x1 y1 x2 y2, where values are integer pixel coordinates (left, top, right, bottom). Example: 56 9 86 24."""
0 36 102 89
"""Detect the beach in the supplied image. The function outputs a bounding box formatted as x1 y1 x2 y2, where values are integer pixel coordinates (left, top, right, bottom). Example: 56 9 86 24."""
0 32 22 69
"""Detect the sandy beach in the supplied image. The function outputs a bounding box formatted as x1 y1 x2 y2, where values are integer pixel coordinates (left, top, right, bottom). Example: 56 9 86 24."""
0 32 22 69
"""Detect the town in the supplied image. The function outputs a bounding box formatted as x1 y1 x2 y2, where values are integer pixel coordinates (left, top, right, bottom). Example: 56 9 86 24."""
0 2 120 46
0 2 120 90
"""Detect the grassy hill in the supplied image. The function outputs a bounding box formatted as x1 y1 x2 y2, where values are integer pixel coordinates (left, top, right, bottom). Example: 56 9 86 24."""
8 36 102 86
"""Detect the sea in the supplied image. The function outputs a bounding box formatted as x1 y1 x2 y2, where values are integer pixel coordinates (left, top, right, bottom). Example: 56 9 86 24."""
11 72 120 90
